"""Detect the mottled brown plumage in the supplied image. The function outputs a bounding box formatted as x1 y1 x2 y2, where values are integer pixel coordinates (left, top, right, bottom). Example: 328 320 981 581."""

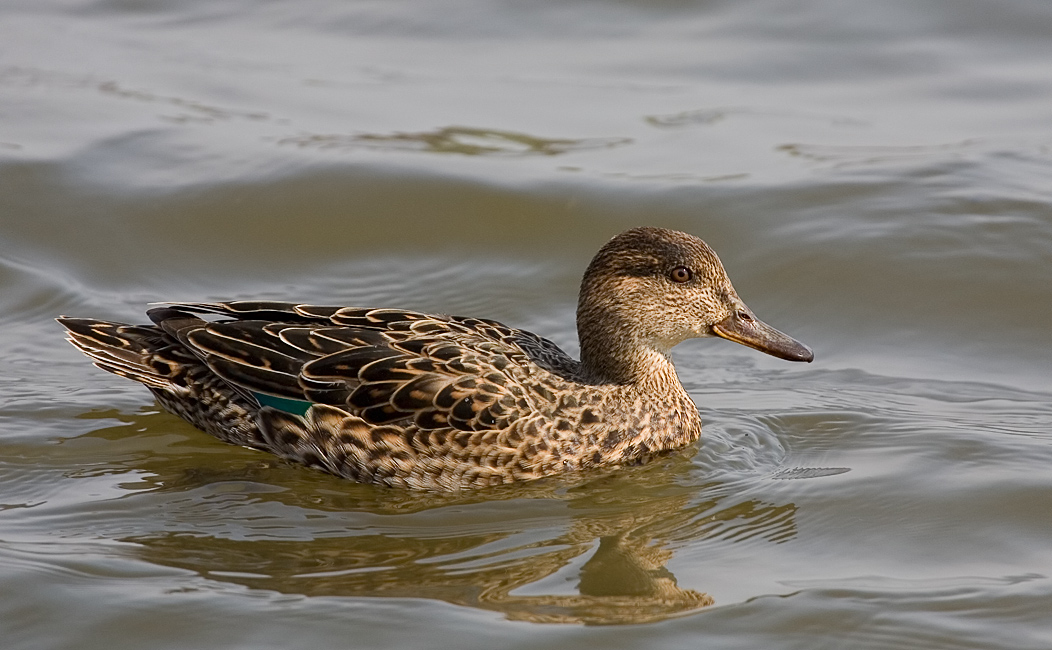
59 227 812 490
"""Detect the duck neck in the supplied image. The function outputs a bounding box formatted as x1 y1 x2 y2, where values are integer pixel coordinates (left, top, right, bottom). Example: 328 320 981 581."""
578 317 677 388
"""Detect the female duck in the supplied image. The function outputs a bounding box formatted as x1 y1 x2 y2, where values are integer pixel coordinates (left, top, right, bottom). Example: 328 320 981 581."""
60 227 812 490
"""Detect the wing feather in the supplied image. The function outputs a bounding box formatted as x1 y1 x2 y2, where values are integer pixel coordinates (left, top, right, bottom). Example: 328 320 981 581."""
147 301 579 437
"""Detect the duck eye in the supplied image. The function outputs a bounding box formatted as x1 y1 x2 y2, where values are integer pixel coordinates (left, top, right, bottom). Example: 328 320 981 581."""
669 266 693 283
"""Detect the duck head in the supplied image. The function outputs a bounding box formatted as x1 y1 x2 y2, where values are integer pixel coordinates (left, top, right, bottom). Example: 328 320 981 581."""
577 227 813 383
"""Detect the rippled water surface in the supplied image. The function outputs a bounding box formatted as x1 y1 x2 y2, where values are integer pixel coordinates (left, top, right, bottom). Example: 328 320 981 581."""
3 1 1052 648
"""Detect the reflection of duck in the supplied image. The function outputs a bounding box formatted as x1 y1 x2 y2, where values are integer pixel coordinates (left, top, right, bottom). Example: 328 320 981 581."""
132 526 718 625
72 412 798 624
60 227 812 490
123 456 796 623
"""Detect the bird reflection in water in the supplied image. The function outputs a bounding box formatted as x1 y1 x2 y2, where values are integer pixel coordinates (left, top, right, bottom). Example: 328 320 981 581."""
82 410 798 624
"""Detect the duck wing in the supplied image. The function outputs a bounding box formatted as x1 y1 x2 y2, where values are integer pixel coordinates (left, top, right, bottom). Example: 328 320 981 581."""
161 301 566 432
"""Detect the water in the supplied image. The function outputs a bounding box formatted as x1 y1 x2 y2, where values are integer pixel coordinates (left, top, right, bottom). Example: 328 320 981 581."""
3 0 1052 647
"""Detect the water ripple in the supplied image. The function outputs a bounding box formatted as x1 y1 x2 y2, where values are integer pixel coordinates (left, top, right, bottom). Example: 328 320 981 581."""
280 126 632 157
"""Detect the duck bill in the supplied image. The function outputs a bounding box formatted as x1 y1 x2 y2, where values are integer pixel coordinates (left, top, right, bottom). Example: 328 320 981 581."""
712 312 814 362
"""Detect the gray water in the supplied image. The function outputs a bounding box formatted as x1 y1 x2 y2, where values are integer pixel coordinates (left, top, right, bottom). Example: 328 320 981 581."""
2 1 1052 648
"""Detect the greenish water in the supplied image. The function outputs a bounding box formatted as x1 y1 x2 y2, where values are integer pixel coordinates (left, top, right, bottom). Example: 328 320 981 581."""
2 1 1052 648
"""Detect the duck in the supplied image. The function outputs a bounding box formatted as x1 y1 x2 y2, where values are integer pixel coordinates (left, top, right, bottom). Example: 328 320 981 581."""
59 227 812 490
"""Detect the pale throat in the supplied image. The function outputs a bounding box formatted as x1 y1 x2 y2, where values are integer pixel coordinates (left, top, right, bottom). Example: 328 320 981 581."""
579 327 684 388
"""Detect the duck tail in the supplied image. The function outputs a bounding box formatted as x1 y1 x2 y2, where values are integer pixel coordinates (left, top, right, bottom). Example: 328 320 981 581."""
57 316 176 389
